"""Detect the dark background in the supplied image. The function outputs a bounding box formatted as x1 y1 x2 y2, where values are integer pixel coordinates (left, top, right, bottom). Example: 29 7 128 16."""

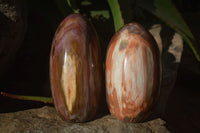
0 0 199 132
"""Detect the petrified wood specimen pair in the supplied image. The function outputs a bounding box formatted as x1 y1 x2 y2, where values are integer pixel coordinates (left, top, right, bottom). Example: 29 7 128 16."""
50 14 161 123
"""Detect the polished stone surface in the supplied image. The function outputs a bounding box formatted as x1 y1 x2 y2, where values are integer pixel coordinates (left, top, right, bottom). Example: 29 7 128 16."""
105 23 161 122
50 14 102 122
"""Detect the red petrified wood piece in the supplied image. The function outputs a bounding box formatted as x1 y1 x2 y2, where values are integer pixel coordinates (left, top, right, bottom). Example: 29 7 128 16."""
105 23 161 122
50 14 102 122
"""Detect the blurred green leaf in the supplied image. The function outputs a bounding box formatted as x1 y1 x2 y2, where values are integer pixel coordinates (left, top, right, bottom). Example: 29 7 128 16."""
138 0 200 61
67 0 79 13
107 0 124 32
81 0 92 6
90 10 110 19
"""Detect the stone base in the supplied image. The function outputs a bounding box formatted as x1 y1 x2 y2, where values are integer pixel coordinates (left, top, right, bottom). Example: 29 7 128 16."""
0 106 170 133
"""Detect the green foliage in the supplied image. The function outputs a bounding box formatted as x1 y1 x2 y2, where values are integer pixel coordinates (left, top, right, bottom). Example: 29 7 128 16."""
19 95 53 103
66 0 79 13
107 0 200 61
90 10 110 19
107 0 124 32
137 0 200 61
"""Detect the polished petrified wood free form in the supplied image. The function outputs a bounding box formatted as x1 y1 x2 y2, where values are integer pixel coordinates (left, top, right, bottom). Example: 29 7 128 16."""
50 14 102 122
105 23 161 122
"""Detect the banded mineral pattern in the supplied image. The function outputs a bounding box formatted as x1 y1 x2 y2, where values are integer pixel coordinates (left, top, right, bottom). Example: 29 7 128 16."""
106 23 161 122
50 14 102 122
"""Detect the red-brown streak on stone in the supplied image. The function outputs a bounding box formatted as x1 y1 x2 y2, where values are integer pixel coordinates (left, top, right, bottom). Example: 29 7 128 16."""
67 88 71 102
86 26 96 120
89 45 94 108
121 88 142 122
92 35 102 109
82 55 88 119
134 45 139 111
85 37 92 120
109 88 123 121
75 58 84 120
87 40 95 120
122 56 126 93
138 46 149 115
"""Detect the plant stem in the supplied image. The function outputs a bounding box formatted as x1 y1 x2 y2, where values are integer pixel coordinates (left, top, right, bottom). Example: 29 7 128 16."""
107 0 124 32
1 92 53 104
